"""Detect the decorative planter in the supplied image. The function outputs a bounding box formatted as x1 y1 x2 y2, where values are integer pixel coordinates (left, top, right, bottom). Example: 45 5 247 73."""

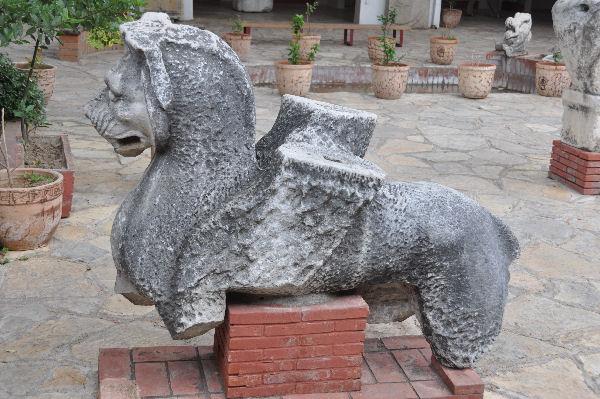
222 32 252 61
274 61 313 96
442 8 462 28
14 62 57 104
367 36 396 64
294 34 321 62
458 63 497 99
371 63 410 100
536 62 571 97
0 168 63 250
430 36 459 65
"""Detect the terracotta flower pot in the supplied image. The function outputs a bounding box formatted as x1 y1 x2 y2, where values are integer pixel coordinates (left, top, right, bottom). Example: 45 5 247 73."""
368 36 396 63
442 8 462 28
293 34 321 62
536 62 571 97
0 168 63 250
430 36 459 65
14 62 57 104
222 32 252 61
371 63 410 100
458 63 496 99
274 61 313 96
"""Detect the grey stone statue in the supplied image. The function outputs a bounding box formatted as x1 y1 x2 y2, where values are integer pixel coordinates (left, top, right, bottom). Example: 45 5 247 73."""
553 0 600 152
85 13 520 368
495 12 532 57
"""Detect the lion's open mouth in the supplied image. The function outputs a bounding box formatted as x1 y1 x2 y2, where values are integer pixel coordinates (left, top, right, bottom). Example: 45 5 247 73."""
117 136 142 146
114 133 148 157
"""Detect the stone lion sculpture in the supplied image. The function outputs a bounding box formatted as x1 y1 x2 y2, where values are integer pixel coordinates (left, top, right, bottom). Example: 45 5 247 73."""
85 13 520 368
495 12 532 57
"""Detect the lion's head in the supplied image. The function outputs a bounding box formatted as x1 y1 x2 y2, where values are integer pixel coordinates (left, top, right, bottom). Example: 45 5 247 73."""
85 12 255 157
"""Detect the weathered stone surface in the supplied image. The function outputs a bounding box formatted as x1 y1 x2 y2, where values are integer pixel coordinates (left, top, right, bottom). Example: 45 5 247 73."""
560 88 600 152
553 1 600 151
43 366 86 387
553 0 600 95
85 13 520 368
495 13 532 57
489 359 597 399
0 259 98 299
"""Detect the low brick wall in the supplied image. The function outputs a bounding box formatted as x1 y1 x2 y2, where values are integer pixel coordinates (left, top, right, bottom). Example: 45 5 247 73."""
214 295 369 398
549 140 600 195
59 31 123 62
486 50 543 94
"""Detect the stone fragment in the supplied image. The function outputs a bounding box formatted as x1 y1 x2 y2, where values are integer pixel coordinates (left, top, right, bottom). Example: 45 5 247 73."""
85 12 520 368
553 0 600 95
560 88 600 152
495 13 532 57
553 1 600 151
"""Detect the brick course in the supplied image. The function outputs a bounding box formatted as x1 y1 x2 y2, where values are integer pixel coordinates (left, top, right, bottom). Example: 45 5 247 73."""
548 140 600 195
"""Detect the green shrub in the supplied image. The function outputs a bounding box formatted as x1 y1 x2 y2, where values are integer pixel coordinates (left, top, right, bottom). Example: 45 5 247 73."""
0 53 46 127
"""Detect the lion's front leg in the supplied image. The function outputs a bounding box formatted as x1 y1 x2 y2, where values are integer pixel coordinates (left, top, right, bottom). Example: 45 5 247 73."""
155 289 227 340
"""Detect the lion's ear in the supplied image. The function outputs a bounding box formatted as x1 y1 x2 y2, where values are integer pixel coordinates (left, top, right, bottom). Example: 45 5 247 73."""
144 49 173 110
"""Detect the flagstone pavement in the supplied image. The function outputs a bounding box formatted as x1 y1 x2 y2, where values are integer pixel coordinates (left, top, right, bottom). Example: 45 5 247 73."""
0 46 599 398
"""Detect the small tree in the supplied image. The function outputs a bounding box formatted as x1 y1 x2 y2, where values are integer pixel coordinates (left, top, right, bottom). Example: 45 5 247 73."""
377 8 403 65
552 50 563 65
228 14 244 35
445 0 456 10
305 2 319 35
0 0 146 142
288 11 319 64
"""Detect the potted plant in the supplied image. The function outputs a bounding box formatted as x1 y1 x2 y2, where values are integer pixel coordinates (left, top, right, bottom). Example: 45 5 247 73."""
0 109 63 250
371 8 409 100
536 51 571 97
0 53 75 218
275 11 320 96
430 31 458 65
292 2 321 63
442 0 462 29
13 50 56 105
368 7 395 63
222 15 252 62
458 57 497 99
0 54 47 138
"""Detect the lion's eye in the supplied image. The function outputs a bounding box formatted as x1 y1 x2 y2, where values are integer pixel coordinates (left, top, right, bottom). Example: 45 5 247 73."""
109 91 122 102
580 3 590 12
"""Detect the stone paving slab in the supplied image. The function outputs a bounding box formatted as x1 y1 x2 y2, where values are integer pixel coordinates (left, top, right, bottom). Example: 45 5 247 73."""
0 42 599 399
97 336 483 399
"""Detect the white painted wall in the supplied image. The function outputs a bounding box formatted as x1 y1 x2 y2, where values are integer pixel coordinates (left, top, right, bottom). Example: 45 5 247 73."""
143 0 193 21
354 0 388 24
356 0 441 27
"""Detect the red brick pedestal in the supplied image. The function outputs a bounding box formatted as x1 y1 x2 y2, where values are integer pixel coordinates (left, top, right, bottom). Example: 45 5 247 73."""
214 296 369 398
549 140 600 195
97 336 485 399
